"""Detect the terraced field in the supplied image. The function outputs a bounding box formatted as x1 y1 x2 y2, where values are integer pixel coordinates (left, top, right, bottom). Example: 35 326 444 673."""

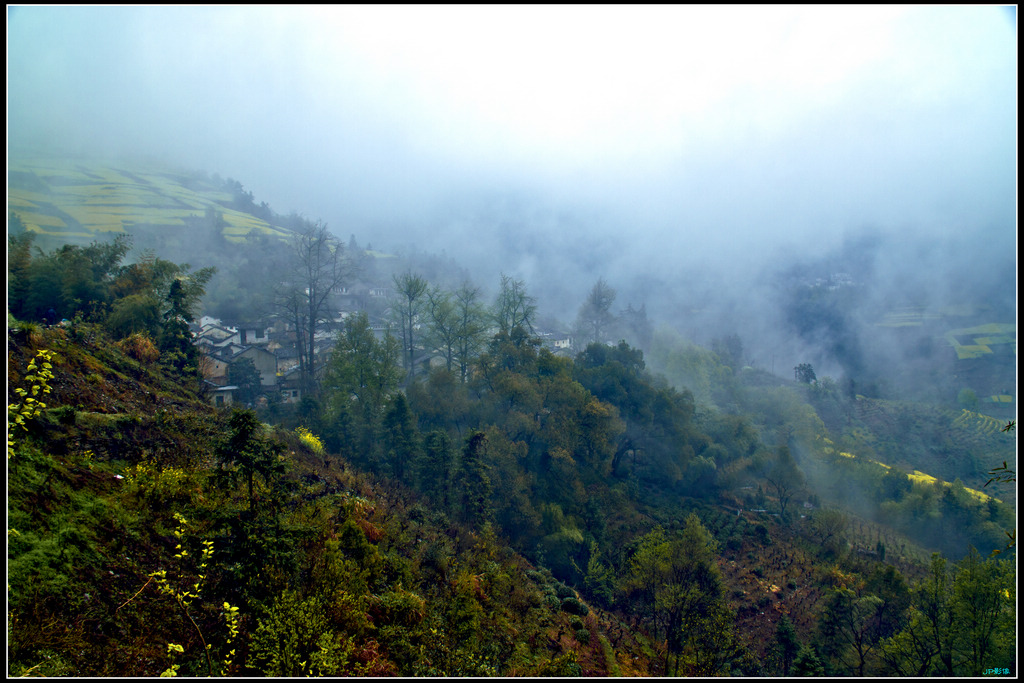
944 322 1017 360
8 157 292 245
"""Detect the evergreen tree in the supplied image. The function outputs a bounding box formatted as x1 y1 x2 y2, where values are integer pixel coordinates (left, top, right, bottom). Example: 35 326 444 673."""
381 392 420 484
456 432 492 527
420 429 456 508
774 614 801 676
791 644 826 676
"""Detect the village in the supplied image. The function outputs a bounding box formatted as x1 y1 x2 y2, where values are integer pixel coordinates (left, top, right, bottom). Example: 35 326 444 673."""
193 281 573 408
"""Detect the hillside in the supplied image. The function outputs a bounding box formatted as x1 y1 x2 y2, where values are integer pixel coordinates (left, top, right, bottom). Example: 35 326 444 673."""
8 156 292 250
9 318 1015 677
7 155 1016 677
7 323 663 676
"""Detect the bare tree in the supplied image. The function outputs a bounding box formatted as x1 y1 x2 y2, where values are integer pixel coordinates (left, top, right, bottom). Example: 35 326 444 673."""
276 219 352 394
493 273 536 334
391 270 429 380
574 277 617 349
454 281 488 382
425 285 458 373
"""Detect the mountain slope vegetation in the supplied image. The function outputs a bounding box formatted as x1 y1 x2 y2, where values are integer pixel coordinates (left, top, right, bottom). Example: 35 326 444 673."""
7 157 1015 677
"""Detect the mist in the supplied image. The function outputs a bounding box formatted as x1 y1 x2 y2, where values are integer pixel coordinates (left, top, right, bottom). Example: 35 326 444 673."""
8 5 1017 388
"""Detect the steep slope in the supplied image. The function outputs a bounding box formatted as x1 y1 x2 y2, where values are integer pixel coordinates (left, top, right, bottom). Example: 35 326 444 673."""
7 323 653 676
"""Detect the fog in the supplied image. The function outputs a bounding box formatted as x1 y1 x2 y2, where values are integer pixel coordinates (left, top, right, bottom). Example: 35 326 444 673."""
8 6 1017 384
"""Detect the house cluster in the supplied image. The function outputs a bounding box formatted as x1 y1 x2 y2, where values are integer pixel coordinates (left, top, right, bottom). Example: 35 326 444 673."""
194 315 307 408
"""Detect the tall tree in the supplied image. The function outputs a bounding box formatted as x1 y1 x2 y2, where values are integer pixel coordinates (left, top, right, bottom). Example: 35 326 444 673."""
158 269 214 379
453 281 489 383
424 286 459 373
391 271 429 380
456 431 492 527
574 277 617 349
228 357 263 407
773 614 801 676
215 409 284 511
7 230 34 320
492 273 536 334
419 429 456 508
950 547 1014 676
381 392 420 484
620 516 736 676
321 312 401 465
277 220 352 395
765 444 804 520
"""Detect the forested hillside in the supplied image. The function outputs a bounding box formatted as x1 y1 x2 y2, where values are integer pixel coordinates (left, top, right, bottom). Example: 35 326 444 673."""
7 314 1015 676
7 158 1016 677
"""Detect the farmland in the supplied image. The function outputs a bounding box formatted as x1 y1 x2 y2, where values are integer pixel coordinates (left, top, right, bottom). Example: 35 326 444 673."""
8 156 292 247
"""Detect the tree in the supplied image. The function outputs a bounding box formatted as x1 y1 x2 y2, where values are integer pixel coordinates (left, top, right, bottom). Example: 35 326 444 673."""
228 357 263 407
215 409 284 511
419 429 456 508
806 507 849 557
773 614 801 676
618 302 653 351
160 273 214 379
455 431 492 527
391 271 429 380
7 230 34 320
574 278 617 349
620 516 736 676
879 550 1015 676
790 645 826 676
321 312 401 466
452 281 489 383
794 363 817 384
950 547 1014 676
816 587 884 676
277 220 352 395
711 334 743 373
424 286 458 373
764 444 804 520
863 564 911 642
492 273 536 334
381 392 420 484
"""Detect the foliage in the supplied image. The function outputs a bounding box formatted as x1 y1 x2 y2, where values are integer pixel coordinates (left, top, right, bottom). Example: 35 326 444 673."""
8 349 57 458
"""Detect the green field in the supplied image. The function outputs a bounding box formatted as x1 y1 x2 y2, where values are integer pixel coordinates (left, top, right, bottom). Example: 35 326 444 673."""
8 157 292 244
944 323 1016 360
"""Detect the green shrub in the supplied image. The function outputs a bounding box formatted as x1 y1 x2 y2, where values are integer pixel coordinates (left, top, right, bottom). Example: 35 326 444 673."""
554 581 575 599
560 596 589 616
575 628 590 645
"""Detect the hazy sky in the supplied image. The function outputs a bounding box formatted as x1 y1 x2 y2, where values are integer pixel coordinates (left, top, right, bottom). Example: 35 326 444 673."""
7 5 1018 300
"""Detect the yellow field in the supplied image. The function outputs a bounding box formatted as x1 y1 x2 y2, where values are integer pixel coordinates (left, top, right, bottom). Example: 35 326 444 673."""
9 157 286 241
945 323 1016 359
828 445 1000 504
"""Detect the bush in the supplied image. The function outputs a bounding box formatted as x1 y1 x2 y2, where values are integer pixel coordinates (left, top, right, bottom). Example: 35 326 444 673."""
575 628 590 645
753 524 772 545
117 333 160 363
560 597 589 616
554 582 575 599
